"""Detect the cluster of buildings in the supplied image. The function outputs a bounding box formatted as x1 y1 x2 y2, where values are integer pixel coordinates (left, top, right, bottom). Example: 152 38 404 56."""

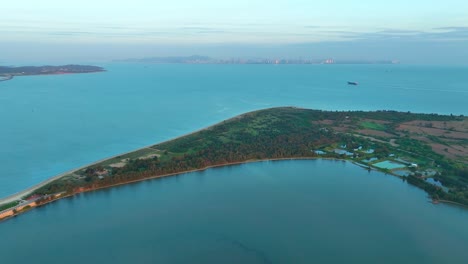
313 143 447 191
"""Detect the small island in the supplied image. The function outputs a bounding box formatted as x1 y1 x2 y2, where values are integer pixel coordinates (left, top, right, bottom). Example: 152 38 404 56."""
0 64 105 82
0 107 467 221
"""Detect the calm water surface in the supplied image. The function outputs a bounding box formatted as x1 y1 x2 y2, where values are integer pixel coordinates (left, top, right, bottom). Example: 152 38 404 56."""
0 160 467 263
0 64 467 196
1 64 468 263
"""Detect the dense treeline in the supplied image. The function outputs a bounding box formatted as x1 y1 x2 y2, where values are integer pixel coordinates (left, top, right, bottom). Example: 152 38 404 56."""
407 175 468 205
36 109 341 194
275 109 463 122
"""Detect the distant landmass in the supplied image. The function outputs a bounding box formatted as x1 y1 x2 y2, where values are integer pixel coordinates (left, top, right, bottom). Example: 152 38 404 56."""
0 65 105 82
116 55 399 65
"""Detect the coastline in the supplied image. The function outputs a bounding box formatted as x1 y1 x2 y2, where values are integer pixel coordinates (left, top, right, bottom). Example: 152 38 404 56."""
0 70 105 83
0 110 256 205
0 75 13 82
0 157 356 222
437 199 468 208
4 155 465 223
1 107 466 222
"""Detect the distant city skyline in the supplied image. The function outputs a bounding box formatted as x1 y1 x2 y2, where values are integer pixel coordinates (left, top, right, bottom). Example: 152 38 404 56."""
1 0 468 63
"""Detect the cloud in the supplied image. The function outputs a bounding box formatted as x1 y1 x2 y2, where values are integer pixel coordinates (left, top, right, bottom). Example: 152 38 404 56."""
304 26 325 29
434 26 468 31
179 27 230 34
2 21 468 45
322 27 468 42
377 29 425 34
46 31 96 36
197 30 229 34
180 26 216 31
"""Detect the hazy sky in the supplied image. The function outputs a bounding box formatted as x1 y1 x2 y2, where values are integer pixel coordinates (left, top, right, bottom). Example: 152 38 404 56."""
2 0 468 63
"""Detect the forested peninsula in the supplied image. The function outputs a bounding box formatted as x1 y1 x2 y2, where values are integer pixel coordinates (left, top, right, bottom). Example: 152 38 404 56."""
0 65 105 81
1 107 467 221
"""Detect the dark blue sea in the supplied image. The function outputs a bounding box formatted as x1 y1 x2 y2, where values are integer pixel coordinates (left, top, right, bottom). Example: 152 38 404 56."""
0 64 467 263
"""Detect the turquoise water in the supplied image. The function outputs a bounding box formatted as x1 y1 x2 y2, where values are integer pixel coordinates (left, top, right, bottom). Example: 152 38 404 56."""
373 160 408 170
0 160 467 263
1 65 468 263
1 64 467 197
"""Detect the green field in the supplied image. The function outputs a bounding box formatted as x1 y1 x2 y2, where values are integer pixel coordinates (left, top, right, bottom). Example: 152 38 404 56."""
0 201 19 211
360 121 386 131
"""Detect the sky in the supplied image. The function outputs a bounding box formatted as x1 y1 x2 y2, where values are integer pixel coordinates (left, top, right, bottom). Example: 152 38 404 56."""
1 0 468 63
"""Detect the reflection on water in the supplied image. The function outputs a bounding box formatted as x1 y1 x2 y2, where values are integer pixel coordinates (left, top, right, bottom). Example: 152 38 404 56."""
0 160 467 263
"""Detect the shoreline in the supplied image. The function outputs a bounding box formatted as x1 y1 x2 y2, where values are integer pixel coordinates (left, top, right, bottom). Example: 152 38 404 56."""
436 199 468 208
0 70 105 83
0 75 13 82
1 107 466 221
58 157 347 194
0 157 354 222
3 156 465 222
0 109 260 205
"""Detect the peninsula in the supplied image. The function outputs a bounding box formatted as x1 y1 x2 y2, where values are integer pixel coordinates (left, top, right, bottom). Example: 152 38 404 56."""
1 107 467 221
0 64 105 82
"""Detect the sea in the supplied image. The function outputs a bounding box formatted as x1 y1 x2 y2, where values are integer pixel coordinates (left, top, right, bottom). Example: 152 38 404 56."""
0 64 467 263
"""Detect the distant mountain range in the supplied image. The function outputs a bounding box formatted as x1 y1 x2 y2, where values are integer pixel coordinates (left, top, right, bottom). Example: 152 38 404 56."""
116 55 399 65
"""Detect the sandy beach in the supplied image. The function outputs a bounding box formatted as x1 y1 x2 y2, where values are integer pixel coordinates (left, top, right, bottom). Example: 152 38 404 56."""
0 113 240 206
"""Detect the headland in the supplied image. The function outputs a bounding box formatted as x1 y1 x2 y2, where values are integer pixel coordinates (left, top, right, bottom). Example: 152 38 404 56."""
1 107 467 221
0 64 105 82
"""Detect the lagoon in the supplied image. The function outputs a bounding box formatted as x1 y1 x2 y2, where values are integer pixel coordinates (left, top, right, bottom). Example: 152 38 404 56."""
0 160 467 263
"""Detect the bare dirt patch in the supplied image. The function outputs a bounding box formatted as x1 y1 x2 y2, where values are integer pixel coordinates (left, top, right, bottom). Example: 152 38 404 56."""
362 118 391 125
312 119 334 125
109 160 128 168
399 119 468 130
404 120 468 132
430 143 467 159
351 134 398 146
397 123 468 139
389 139 398 147
140 153 161 160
